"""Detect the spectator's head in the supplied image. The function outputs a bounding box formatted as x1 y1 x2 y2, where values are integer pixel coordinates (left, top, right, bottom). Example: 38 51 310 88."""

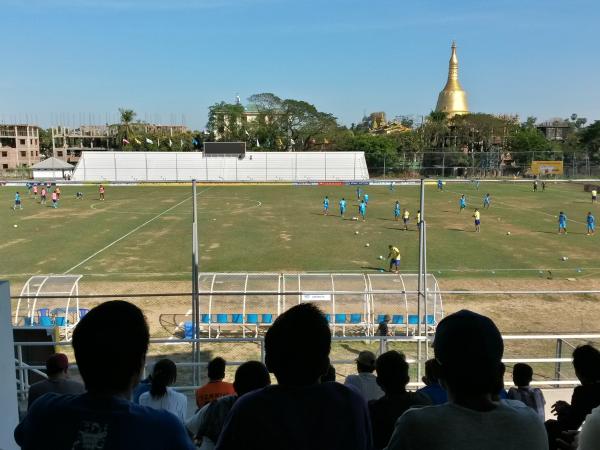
233 361 271 396
434 310 504 398
422 358 442 386
46 353 69 378
573 345 600 384
207 357 226 381
73 300 149 395
376 351 409 394
265 303 330 386
356 350 377 373
321 364 336 383
150 359 177 398
512 363 533 387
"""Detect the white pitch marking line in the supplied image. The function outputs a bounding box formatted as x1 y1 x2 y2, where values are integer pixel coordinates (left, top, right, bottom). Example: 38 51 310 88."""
64 188 212 274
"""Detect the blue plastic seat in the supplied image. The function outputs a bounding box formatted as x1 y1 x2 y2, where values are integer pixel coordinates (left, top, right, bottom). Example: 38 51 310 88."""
423 315 436 325
183 321 194 339
38 308 49 317
377 314 387 324
325 314 331 323
54 316 66 326
408 314 419 325
392 315 405 325
78 308 89 319
246 314 259 324
201 314 211 324
335 313 347 324
261 313 273 324
231 314 243 324
216 314 228 323
39 316 53 327
23 317 33 326
350 313 362 324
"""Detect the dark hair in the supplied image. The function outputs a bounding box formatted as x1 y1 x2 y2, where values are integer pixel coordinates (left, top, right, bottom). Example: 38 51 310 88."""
265 303 331 386
207 357 226 381
150 359 177 398
321 364 336 382
573 345 600 382
375 351 409 393
424 358 442 384
512 363 533 387
73 300 149 393
357 362 375 373
233 361 271 396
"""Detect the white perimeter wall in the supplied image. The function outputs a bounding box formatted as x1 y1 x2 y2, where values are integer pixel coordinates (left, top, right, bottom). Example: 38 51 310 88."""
71 151 369 182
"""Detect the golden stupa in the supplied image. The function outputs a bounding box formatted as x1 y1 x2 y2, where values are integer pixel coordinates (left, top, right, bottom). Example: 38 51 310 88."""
435 41 469 117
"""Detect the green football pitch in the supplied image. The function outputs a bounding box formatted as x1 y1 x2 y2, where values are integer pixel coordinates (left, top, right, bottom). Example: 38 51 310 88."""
1 181 599 286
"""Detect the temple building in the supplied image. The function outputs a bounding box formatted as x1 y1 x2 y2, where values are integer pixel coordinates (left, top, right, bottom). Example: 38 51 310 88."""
435 41 469 117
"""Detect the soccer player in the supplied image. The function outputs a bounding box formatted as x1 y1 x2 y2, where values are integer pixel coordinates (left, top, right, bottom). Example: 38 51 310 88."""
483 193 491 209
388 245 401 274
364 193 369 205
587 212 595 235
76 191 84 200
592 188 597 204
558 211 568 234
359 200 367 221
40 186 47 205
474 179 480 190
542 181 546 192
55 186 61 200
323 196 329 215
458 194 466 213
51 190 58 208
416 210 421 229
473 209 481 233
533 179 538 192
32 184 38 198
13 191 23 210
26 182 32 196
437 179 443 191
389 181 395 192
339 198 346 217
394 201 401 221
402 209 410 231
356 187 362 200
99 184 105 201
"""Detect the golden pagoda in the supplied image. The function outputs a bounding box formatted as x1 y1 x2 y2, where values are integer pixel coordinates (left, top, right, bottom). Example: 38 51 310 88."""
435 41 469 117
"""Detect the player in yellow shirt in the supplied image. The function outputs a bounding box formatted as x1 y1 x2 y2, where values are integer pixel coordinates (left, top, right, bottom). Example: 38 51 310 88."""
473 208 481 233
388 245 401 274
402 209 410 231
416 210 421 229
592 189 597 204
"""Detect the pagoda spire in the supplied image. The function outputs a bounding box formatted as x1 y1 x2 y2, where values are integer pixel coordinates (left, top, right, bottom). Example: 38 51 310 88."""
435 41 469 117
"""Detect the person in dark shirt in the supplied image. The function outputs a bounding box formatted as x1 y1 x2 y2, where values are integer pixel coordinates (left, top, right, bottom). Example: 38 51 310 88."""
377 315 392 336
215 303 372 450
15 300 194 450
368 350 430 449
416 358 448 405
546 344 600 450
27 353 84 408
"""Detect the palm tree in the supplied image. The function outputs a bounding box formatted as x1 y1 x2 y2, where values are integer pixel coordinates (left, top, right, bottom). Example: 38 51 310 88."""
118 108 136 149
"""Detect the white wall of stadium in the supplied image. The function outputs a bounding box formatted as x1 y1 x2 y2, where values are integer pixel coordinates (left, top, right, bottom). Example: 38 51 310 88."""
71 151 370 182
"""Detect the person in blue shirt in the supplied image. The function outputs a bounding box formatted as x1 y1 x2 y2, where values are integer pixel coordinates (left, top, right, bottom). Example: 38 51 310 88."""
323 196 329 215
437 179 443 191
416 359 448 405
394 201 401 221
364 193 369 205
587 212 595 236
483 193 491 209
339 198 347 218
13 191 23 210
15 301 195 450
356 187 362 199
389 181 395 191
459 194 467 213
558 211 568 234
359 200 367 221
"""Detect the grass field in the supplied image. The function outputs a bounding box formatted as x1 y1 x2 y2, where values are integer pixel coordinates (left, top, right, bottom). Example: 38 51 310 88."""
2 181 599 285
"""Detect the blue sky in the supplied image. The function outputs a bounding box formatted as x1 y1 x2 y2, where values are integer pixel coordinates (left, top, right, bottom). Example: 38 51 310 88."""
1 0 599 129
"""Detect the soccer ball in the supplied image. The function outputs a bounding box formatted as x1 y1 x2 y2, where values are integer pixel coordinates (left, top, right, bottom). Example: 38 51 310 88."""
355 231 359 235
506 231 511 235
378 255 384 260
13 224 18 228
352 217 358 221
365 243 370 247
561 256 568 261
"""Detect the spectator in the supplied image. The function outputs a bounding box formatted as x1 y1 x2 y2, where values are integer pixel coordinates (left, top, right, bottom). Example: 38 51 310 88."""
416 359 448 405
187 361 271 450
576 405 600 450
321 364 336 382
369 351 430 450
14 300 194 450
139 359 187 423
385 310 547 450
377 315 393 337
546 344 600 450
195 357 235 409
507 363 545 421
345 350 384 401
27 353 85 409
215 303 372 450
132 373 152 404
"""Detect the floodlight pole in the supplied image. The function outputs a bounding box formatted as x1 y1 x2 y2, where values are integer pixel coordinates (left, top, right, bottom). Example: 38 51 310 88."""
191 180 200 386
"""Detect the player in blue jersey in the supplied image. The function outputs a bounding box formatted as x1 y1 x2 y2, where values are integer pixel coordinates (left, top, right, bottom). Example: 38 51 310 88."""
364 193 369 205
13 191 23 210
394 201 401 221
389 181 395 191
323 196 329 215
437 179 443 191
459 194 467 213
587 212 595 235
359 200 367 221
558 211 568 234
483 193 491 209
339 198 346 217
356 187 362 199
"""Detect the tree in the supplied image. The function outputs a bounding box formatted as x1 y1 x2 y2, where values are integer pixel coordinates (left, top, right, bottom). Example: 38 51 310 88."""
580 121 600 163
508 127 553 165
342 133 398 175
38 128 53 157
117 108 137 149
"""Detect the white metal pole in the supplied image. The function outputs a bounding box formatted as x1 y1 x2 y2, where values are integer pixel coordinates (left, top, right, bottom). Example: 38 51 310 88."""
191 180 200 385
